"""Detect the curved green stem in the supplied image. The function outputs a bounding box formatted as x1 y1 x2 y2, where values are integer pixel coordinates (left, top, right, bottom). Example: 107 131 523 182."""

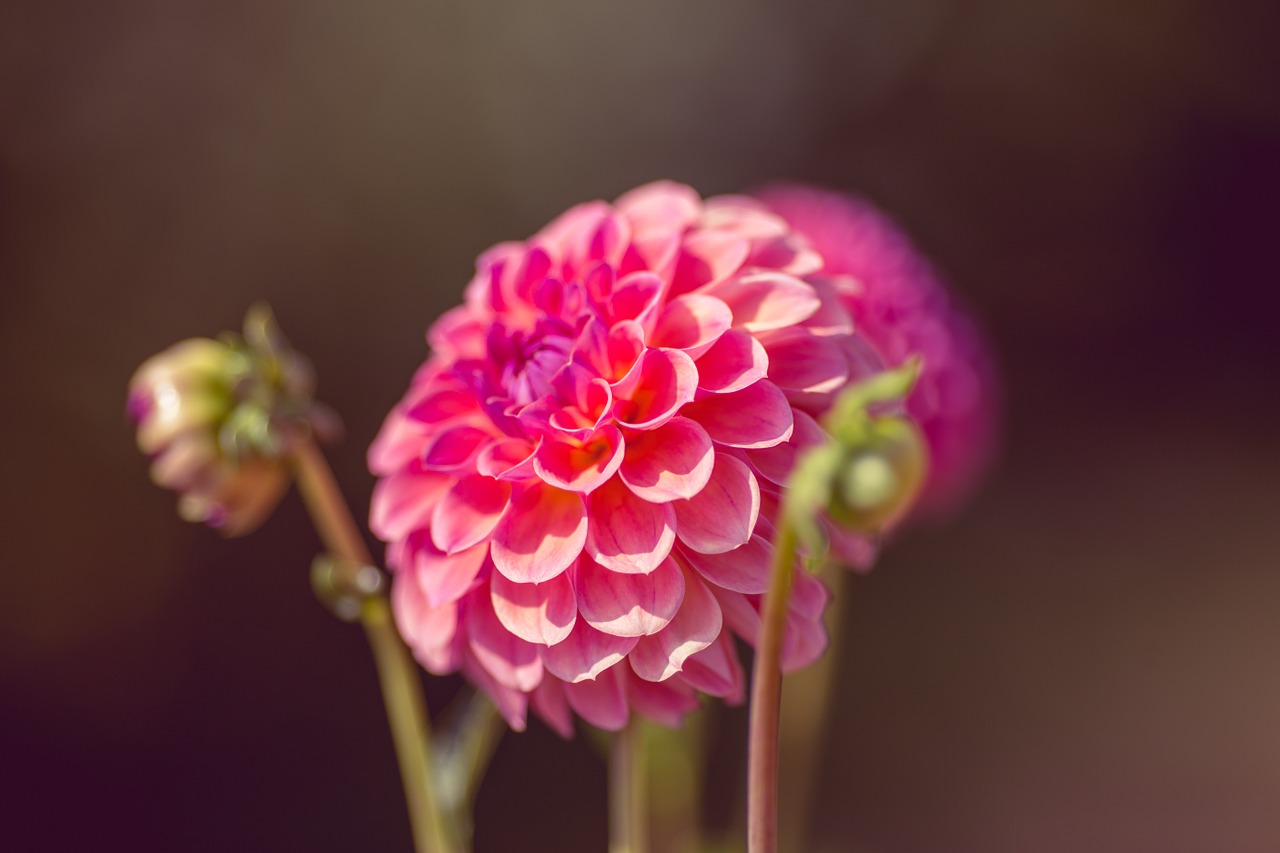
746 520 800 853
292 440 457 853
609 719 649 853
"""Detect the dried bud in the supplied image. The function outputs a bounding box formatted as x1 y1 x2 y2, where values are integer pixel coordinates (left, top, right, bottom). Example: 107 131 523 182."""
128 304 336 536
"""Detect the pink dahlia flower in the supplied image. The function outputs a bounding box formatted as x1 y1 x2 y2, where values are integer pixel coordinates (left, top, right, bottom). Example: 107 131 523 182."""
368 182 883 734
754 184 999 515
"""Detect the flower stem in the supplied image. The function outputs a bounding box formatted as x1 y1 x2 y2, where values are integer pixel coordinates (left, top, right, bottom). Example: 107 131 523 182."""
292 440 457 853
747 519 800 853
609 719 649 853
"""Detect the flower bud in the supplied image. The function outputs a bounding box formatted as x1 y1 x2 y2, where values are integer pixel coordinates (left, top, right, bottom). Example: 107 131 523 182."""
128 304 334 536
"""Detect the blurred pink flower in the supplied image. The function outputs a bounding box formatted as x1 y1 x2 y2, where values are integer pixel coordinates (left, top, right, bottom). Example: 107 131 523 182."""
370 182 876 734
755 184 999 515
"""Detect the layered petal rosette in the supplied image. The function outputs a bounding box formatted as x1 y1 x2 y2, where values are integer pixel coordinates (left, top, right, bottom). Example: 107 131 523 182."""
754 184 999 515
370 182 932 734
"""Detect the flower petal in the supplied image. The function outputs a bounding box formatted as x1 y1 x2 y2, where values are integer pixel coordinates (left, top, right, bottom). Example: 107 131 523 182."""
574 554 685 637
678 633 745 701
584 477 677 573
413 540 489 608
679 534 772 594
533 425 625 494
744 409 827 487
626 676 700 726
672 453 760 554
618 416 715 503
491 483 587 584
611 348 698 431
563 665 629 731
421 425 491 472
490 569 577 646
529 677 574 739
651 294 733 358
369 465 451 542
671 231 750 295
430 475 511 554
475 438 539 481
694 329 769 394
392 574 461 674
682 381 793 449
540 619 638 683
704 272 821 332
629 567 722 682
466 588 544 692
760 328 850 394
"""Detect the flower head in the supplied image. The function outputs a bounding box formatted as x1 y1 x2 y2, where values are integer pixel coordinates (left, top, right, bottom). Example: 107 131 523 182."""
755 184 999 515
371 182 906 734
129 304 333 536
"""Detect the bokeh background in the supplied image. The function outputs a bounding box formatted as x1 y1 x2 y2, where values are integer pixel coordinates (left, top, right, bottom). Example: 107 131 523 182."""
3 1 1279 851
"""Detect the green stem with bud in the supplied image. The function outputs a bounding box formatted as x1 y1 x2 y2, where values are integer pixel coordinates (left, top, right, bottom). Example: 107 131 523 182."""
292 440 458 853
746 518 801 853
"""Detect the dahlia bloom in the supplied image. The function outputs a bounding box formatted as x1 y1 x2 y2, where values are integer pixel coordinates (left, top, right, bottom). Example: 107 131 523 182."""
370 182 905 734
755 185 999 515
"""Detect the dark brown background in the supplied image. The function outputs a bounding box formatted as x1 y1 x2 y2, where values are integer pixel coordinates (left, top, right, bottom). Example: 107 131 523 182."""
3 1 1279 851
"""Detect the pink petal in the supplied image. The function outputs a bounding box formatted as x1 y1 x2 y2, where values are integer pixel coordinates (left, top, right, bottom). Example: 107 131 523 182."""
678 634 745 702
563 665 629 731
671 231 750 295
745 409 827 487
672 453 760 555
406 387 478 425
709 586 760 645
491 483 587 584
694 329 769 394
369 465 452 541
412 540 489 608
584 476 676 573
782 606 829 674
679 534 773 594
461 653 529 732
760 328 850 394
823 519 879 571
533 425 625 494
529 677 574 738
574 554 685 637
607 271 665 327
490 569 577 646
704 272 821 332
466 588 544 692
618 416 715 503
391 575 460 675
611 348 698 431
429 475 511 554
627 675 700 727
651 294 733 358
615 181 700 235
421 425 490 472
541 619 638 683
790 568 831 621
629 567 722 682
682 381 793 449
475 438 539 481
368 409 429 476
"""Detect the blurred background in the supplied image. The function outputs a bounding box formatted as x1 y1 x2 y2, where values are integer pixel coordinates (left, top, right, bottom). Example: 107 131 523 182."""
3 0 1279 850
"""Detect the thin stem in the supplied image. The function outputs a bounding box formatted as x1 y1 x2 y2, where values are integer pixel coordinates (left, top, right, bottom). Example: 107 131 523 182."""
609 719 649 853
292 440 457 853
747 520 800 853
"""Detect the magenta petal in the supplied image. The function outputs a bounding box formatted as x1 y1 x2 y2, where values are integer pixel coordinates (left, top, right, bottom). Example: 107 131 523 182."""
430 475 511 554
369 466 451 541
745 409 827 487
679 634 745 702
391 574 459 674
709 586 760 644
611 348 698 431
466 588 544 692
476 438 538 481
490 570 577 646
541 619 638 683
413 540 489 607
574 554 685 637
627 675 700 726
761 328 850 394
461 652 529 732
672 453 760 554
563 665 629 731
533 425 625 494
672 231 750 295
368 409 429 476
682 381 794 449
704 272 821 332
607 271 665 327
584 477 676 573
618 416 714 503
679 534 772 594
529 677 574 739
651 294 733 358
694 329 769 394
406 387 477 425
421 425 490 472
491 483 587 584
629 567 722 682
782 606 829 674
